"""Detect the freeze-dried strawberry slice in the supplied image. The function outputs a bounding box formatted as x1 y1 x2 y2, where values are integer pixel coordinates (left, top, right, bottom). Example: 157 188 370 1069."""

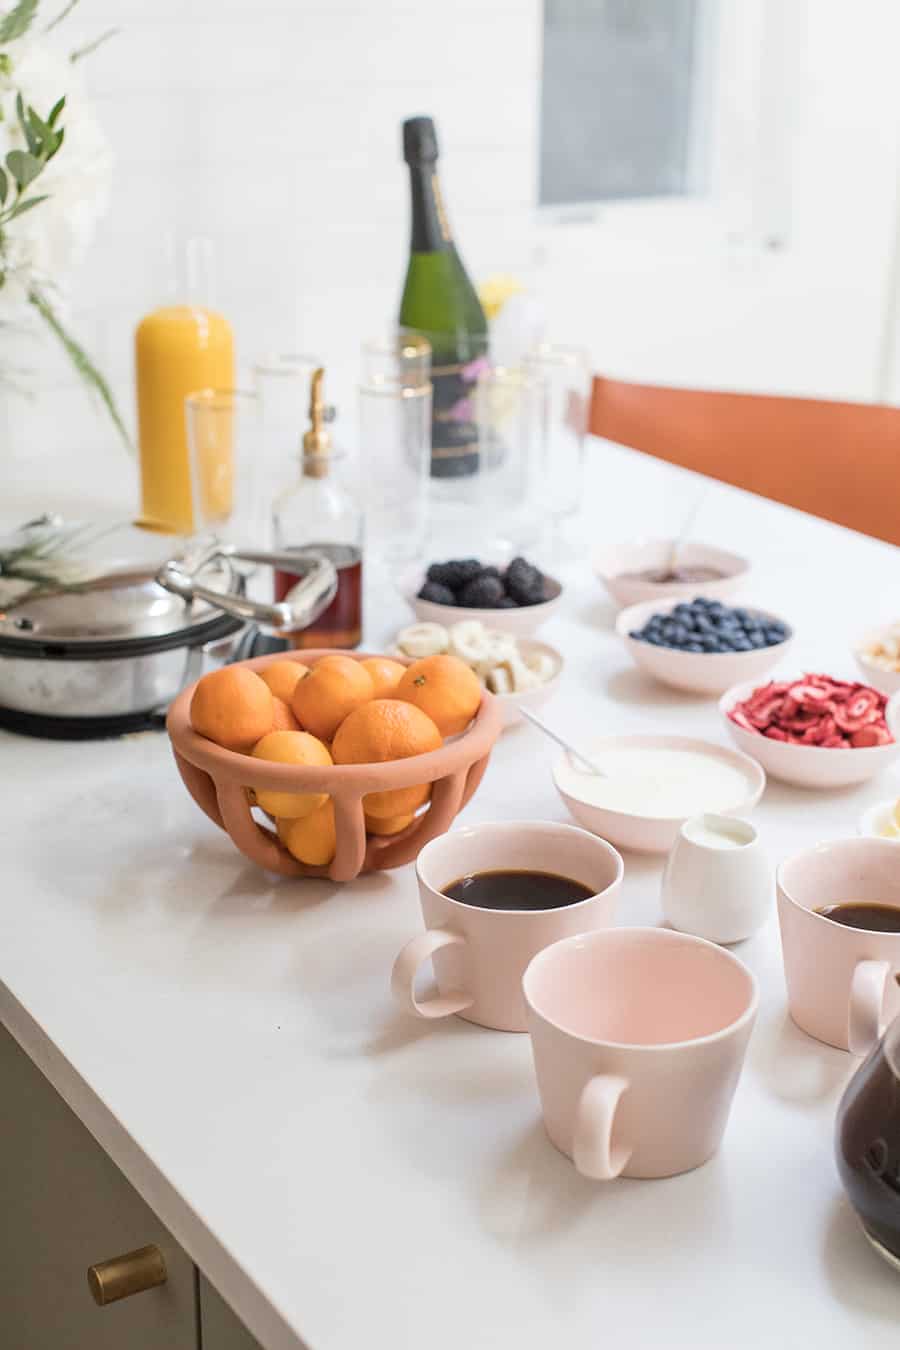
834 688 881 733
747 695 785 728
788 682 833 707
763 726 790 741
851 724 894 747
728 708 756 731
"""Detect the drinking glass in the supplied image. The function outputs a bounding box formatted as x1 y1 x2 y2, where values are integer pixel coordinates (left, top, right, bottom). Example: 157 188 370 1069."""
185 389 266 549
525 343 591 525
427 363 543 558
362 332 431 388
358 375 432 571
253 353 323 542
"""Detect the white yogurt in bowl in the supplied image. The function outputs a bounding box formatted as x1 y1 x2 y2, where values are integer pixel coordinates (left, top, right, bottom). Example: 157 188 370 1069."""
552 734 766 854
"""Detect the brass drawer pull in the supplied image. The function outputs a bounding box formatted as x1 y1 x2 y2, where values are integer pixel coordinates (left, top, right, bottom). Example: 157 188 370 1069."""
87 1244 167 1306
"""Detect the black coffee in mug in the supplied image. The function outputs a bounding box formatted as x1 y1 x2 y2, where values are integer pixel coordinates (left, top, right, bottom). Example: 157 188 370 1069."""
443 869 593 912
815 902 900 933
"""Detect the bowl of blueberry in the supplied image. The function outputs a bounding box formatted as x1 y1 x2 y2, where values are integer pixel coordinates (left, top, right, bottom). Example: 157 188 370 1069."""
616 596 793 695
405 556 563 636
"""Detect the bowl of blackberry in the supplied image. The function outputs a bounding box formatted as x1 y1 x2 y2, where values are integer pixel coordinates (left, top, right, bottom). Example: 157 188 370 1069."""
405 556 563 636
616 595 793 695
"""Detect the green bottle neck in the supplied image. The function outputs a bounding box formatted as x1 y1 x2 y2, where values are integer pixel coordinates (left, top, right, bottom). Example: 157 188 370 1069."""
408 162 453 253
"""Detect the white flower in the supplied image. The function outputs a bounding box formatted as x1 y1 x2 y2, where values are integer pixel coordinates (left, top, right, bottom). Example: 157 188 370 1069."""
0 34 112 318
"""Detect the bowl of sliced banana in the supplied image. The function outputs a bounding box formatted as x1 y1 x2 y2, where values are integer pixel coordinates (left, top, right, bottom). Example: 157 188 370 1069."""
393 620 563 728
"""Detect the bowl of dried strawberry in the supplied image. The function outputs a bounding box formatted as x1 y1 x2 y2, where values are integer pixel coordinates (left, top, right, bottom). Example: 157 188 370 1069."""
719 674 900 788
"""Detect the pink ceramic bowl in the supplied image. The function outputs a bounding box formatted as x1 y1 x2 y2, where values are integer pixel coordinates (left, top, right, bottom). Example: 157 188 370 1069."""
616 597 793 696
719 679 900 788
167 650 504 882
594 537 750 611
551 733 765 854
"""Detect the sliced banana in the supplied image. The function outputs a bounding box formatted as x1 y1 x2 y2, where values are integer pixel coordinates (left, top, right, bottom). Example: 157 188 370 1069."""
485 665 514 695
448 620 491 665
522 648 558 682
396 622 449 658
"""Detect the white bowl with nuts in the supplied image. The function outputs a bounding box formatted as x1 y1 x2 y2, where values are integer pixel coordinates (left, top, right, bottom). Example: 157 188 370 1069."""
855 623 900 696
393 620 563 727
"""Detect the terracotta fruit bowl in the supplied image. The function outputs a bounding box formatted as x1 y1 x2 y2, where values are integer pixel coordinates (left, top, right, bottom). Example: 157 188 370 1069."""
167 650 504 882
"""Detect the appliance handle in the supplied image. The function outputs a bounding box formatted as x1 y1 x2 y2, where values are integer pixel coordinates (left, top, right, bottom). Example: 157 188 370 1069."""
155 553 337 634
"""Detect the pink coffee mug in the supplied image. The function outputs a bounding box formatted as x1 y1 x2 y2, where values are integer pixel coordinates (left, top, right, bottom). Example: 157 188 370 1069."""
391 821 623 1032
777 837 900 1054
522 927 758 1179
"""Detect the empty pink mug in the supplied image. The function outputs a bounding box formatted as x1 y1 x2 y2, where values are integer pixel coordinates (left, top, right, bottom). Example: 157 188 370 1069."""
522 927 758 1179
391 821 623 1032
777 837 900 1054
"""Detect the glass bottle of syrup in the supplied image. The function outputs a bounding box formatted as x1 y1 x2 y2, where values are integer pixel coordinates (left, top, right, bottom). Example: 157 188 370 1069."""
272 367 363 649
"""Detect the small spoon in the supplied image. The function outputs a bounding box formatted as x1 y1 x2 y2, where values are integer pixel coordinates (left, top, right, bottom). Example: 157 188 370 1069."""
664 485 712 577
519 707 607 777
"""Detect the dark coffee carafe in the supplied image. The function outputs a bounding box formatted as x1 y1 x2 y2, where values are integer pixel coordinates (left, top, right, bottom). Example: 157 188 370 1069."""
835 1014 900 1271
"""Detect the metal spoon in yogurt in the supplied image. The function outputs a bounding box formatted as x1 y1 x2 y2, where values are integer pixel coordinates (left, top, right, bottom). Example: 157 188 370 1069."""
519 707 607 777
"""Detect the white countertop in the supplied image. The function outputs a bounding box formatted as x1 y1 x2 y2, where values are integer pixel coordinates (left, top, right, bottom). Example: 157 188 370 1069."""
3 443 900 1350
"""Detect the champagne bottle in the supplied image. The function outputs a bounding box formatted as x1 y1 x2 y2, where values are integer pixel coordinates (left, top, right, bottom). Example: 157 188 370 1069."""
399 115 488 479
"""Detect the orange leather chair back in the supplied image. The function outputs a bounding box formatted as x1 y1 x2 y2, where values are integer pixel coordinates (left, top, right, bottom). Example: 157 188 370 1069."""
590 377 900 546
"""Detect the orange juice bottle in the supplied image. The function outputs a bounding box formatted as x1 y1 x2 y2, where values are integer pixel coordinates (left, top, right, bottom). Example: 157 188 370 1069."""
135 240 234 534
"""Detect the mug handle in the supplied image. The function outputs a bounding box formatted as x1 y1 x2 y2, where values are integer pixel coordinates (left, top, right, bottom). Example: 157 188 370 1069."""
572 1075 632 1180
391 929 474 1020
848 959 891 1056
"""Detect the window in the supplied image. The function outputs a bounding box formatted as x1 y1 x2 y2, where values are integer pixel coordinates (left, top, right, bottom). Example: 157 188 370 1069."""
539 0 711 207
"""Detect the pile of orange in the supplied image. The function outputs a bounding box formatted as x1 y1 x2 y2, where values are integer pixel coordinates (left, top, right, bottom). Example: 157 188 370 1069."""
189 652 482 867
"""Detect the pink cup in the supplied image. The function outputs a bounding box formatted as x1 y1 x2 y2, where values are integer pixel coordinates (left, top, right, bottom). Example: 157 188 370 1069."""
777 837 900 1054
392 821 623 1032
523 927 758 1179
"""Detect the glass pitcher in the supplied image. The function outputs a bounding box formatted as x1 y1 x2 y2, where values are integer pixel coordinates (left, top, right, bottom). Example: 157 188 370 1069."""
835 1011 900 1271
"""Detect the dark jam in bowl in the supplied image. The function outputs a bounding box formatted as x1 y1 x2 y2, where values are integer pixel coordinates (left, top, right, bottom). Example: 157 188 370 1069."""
619 565 726 585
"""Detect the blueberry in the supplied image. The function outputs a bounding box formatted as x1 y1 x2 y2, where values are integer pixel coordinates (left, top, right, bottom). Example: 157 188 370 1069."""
732 637 752 652
706 602 726 618
749 631 767 647
673 603 693 618
693 615 713 634
686 641 704 652
645 633 663 645
700 634 719 650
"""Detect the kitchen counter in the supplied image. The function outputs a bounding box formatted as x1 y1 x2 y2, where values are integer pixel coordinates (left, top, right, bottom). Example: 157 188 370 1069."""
2 442 900 1350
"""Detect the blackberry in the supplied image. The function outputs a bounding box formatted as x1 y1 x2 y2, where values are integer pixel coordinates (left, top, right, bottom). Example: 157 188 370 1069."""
426 558 482 593
458 575 506 608
505 556 546 606
496 596 519 608
417 581 456 605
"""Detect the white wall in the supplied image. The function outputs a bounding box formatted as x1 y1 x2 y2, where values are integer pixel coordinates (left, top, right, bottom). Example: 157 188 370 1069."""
5 0 900 504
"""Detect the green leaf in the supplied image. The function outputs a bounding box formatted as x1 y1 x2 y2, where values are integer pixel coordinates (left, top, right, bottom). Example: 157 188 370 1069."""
5 150 43 191
4 193 50 221
0 169 7 206
0 53 11 76
0 0 39 42
70 26 118 63
45 127 64 162
28 287 134 454
48 96 66 128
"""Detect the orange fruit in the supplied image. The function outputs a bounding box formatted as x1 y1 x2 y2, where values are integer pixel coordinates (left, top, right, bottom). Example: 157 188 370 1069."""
396 653 482 737
332 698 442 818
259 660 308 704
277 799 336 866
250 730 332 818
360 656 406 699
291 655 373 741
364 810 415 836
190 666 274 752
271 697 301 732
